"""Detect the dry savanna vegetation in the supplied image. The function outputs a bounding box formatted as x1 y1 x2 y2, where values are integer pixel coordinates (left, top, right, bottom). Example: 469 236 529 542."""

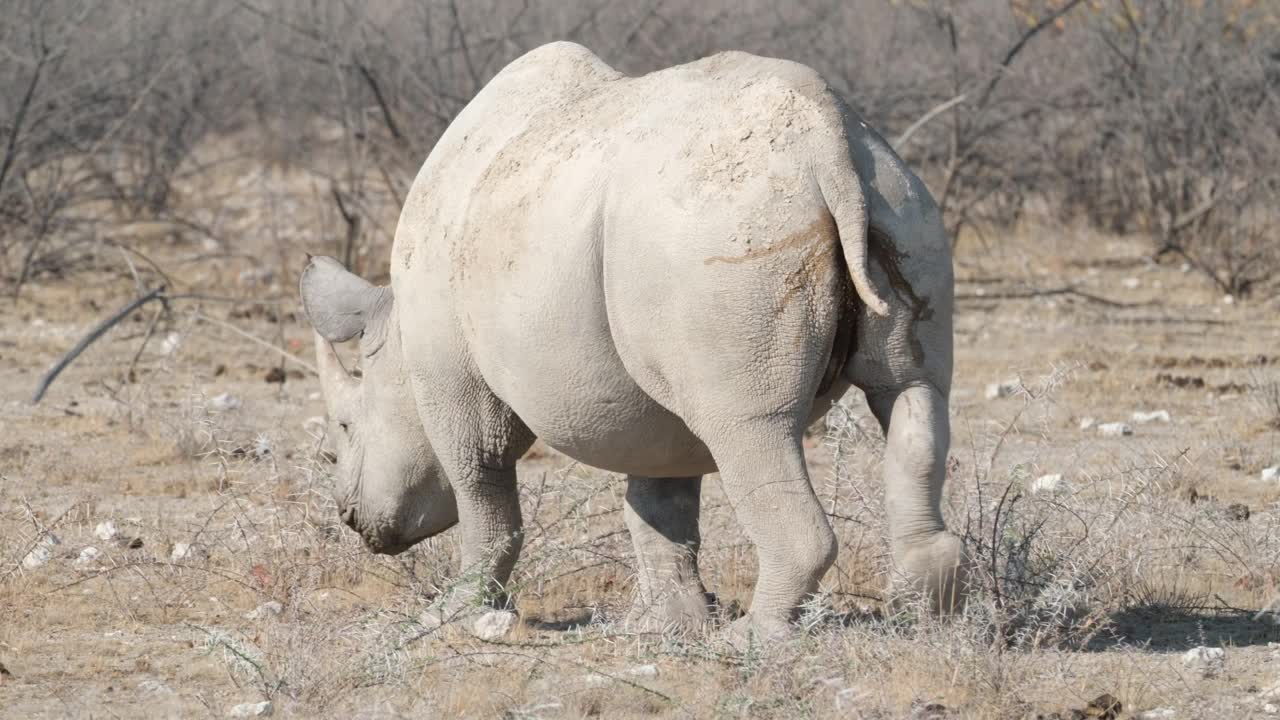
2 1 1279 718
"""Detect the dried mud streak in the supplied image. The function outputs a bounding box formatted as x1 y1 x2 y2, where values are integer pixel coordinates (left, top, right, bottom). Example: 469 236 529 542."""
703 215 853 397
868 227 932 365
702 216 834 267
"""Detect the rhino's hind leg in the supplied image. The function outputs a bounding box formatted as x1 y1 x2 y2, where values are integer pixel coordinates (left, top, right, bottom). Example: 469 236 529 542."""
866 384 969 613
703 421 837 646
622 476 713 633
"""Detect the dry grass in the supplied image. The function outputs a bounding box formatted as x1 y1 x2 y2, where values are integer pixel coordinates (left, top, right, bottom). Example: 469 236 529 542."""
3 148 1280 719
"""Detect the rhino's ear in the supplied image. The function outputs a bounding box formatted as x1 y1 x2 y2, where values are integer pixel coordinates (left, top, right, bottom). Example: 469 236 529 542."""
299 255 391 342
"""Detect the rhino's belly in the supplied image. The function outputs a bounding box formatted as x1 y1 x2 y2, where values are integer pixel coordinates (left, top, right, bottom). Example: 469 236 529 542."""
504 363 717 478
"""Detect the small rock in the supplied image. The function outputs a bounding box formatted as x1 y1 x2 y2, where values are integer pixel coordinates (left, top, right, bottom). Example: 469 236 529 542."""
1121 277 1141 289
229 700 273 717
1078 417 1097 431
209 393 241 412
0 660 12 677
1182 646 1225 677
75 547 101 566
1223 294 1235 305
245 601 284 620
583 664 660 687
1135 709 1175 720
1097 422 1133 437
472 609 518 640
1030 474 1067 494
237 267 275 288
21 534 61 569
985 380 1020 400
137 679 174 695
264 367 286 384
1262 465 1280 483
94 520 119 541
170 542 208 562
1266 704 1279 715
160 332 182 356
1226 503 1250 521
1131 410 1171 424
1085 693 1122 719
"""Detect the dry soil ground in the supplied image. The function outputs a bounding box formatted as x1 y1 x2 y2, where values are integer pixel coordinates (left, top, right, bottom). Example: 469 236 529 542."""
2 161 1280 719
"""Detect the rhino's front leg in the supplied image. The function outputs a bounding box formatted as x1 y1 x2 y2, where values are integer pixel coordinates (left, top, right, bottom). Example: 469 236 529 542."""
420 460 524 631
623 476 713 632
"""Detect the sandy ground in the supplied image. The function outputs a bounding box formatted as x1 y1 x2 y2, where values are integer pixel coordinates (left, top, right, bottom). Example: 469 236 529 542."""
3 178 1280 718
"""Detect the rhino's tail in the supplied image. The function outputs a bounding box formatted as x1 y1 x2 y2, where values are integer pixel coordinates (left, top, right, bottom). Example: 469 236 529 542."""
814 156 890 317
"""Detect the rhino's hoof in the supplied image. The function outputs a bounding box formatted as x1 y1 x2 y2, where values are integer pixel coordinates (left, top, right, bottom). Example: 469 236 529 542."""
624 591 715 634
895 531 970 614
721 614 794 652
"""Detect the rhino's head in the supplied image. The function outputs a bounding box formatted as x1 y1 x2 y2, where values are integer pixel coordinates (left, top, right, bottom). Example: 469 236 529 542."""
299 256 458 554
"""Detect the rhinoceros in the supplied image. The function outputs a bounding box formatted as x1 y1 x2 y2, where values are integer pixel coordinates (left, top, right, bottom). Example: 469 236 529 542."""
299 41 965 642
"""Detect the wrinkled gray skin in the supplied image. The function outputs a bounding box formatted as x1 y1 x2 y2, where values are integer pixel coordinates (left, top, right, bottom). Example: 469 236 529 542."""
300 42 966 642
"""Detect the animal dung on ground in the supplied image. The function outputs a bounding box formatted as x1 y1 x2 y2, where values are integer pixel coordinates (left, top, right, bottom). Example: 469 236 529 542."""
1096 422 1133 437
1084 693 1122 719
1130 409 1171 424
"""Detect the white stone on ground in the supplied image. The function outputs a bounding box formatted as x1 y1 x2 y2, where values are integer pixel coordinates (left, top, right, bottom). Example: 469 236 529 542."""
1131 410 1171 424
1097 422 1133 437
1030 474 1066 494
94 520 119 541
985 380 1019 400
160 332 182 355
21 534 61 569
171 542 208 562
245 601 284 620
209 392 242 411
229 700 273 717
1262 465 1280 483
1181 646 1224 677
137 679 174 695
584 664 659 687
1121 277 1140 289
472 609 518 640
75 547 101 566
1078 417 1096 431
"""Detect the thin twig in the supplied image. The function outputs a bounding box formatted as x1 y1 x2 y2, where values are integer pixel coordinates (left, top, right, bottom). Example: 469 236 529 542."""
189 310 318 374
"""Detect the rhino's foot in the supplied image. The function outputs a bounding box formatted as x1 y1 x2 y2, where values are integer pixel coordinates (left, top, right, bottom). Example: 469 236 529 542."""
893 531 970 614
624 590 715 634
721 613 794 652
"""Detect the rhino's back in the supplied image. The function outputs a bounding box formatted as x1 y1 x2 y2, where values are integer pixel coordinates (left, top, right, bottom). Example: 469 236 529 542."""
392 44 857 476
